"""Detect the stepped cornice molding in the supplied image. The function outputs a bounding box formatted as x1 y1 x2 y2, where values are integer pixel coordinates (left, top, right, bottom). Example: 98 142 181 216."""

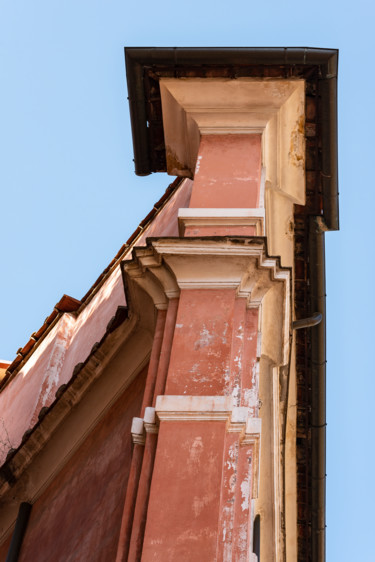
123 237 290 364
122 236 291 364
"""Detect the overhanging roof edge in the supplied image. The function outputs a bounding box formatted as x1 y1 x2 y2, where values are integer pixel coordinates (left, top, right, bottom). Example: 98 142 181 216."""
124 47 338 231
125 46 338 69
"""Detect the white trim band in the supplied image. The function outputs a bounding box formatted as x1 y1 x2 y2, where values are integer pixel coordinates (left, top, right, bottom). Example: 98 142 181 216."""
155 395 233 421
178 208 265 236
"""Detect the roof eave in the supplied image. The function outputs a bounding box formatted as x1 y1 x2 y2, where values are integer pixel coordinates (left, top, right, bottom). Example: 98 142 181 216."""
124 46 338 230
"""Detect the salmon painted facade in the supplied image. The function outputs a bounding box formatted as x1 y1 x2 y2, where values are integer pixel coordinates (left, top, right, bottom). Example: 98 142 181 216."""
0 48 338 561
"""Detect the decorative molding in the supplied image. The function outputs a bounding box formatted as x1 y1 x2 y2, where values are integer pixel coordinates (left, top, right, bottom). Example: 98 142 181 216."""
155 395 233 422
178 208 265 236
131 417 145 445
124 238 291 365
241 417 262 499
125 260 172 311
199 126 264 135
242 417 262 444
159 78 306 208
144 407 159 434
151 238 269 257
227 406 249 433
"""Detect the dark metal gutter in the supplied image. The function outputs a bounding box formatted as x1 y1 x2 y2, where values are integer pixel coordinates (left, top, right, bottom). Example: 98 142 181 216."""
320 64 339 230
125 49 151 176
6 503 32 562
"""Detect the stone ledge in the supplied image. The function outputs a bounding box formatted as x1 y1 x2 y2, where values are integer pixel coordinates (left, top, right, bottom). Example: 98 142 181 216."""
178 208 265 236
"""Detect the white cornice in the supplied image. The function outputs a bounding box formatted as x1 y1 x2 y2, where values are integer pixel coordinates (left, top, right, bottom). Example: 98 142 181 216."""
178 208 265 236
124 238 290 364
155 395 233 421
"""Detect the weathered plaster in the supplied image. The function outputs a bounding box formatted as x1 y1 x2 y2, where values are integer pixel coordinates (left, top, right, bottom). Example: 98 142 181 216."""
0 69 303 561
189 134 262 209
0 323 151 543
0 179 193 467
17 367 147 562
142 420 226 561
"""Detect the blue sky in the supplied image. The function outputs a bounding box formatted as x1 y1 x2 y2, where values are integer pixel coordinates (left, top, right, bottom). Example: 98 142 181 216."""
1 0 374 559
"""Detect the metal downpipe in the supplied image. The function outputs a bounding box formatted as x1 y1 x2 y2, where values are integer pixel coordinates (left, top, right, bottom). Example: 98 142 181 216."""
309 219 326 561
6 503 32 562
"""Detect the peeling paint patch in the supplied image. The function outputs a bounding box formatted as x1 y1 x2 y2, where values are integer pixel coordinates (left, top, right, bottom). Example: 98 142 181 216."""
166 145 192 176
189 363 200 374
194 325 215 350
289 115 305 168
234 354 242 371
189 436 203 464
221 322 229 345
237 522 248 559
243 388 257 409
193 493 212 517
232 384 241 406
223 543 232 562
226 443 238 472
195 154 203 174
251 361 259 386
235 324 244 341
150 538 163 545
240 475 250 512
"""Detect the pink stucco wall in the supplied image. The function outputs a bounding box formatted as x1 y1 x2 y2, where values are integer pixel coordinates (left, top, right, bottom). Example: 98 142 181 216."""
0 179 193 465
142 420 226 561
166 289 236 396
6 366 147 562
189 134 261 208
1 119 265 561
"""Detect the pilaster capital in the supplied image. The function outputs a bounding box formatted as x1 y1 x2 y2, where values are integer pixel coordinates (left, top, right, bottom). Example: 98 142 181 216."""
123 238 291 364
